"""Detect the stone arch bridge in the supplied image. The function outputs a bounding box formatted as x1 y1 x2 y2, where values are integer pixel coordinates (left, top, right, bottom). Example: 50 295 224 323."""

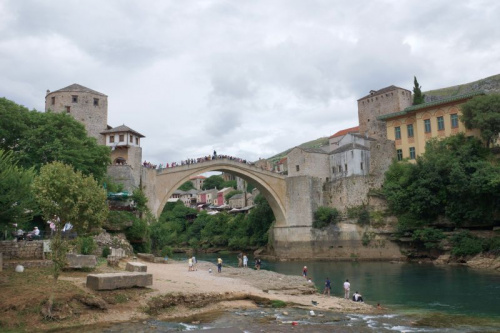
141 158 288 226
140 158 325 258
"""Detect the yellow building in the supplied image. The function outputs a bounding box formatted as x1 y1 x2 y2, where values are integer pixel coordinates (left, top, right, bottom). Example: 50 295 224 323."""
378 91 483 160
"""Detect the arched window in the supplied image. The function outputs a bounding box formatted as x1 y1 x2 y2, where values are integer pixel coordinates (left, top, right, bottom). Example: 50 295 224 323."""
114 157 127 165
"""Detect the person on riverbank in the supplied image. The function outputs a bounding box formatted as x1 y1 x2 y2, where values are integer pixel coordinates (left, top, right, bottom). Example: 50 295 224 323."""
323 277 331 296
188 257 193 271
352 291 363 302
192 256 197 271
343 279 350 299
243 254 248 268
302 266 308 279
237 252 243 267
255 258 261 270
217 257 223 273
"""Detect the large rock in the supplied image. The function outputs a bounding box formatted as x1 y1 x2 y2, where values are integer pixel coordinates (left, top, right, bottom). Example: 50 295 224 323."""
126 262 147 272
86 272 152 290
137 253 154 262
66 254 97 268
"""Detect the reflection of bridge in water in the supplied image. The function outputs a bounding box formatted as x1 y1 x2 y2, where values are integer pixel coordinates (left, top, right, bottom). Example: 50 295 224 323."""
143 158 287 227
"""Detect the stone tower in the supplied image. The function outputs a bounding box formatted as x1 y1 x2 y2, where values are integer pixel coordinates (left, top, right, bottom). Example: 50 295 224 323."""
357 85 412 140
45 84 108 145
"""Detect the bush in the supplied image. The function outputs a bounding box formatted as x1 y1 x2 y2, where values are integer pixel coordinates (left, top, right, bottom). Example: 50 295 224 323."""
313 206 339 229
357 209 370 225
484 236 500 254
161 246 173 258
270 300 287 308
78 236 96 255
102 247 111 258
450 231 484 257
412 227 445 249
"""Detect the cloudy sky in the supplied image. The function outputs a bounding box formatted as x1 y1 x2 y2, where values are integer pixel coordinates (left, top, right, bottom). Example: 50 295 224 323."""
1 0 499 164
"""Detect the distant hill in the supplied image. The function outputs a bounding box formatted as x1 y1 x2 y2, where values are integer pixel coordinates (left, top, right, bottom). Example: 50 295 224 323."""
266 136 329 165
265 74 500 164
424 74 500 102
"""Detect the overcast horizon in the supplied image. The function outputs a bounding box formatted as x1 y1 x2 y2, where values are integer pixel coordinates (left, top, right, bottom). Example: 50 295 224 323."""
1 0 499 164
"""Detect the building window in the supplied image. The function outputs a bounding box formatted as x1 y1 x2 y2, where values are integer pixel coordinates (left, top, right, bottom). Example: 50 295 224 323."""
338 165 342 173
360 162 363 170
94 98 99 106
135 137 139 145
437 116 445 131
332 167 335 174
110 136 115 143
119 134 124 142
51 96 55 105
72 95 78 103
395 126 401 140
296 165 300 172
65 106 70 113
345 164 348 172
409 147 416 160
407 124 414 138
451 114 459 128
397 149 403 161
130 135 133 142
424 119 431 133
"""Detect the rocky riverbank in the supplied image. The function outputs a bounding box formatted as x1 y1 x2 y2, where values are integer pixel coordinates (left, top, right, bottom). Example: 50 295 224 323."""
0 259 377 332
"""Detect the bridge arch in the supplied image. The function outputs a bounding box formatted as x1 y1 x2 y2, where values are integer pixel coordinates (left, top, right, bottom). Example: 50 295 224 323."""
151 160 287 227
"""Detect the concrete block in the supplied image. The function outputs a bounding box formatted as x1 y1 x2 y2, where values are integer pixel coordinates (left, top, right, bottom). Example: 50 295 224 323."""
126 262 147 272
107 255 120 267
86 272 152 290
153 257 165 263
111 248 126 258
137 253 154 262
66 254 97 268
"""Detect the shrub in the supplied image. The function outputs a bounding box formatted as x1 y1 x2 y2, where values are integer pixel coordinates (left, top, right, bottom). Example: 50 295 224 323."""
102 247 111 258
161 246 173 258
450 231 484 257
484 236 500 254
357 209 370 225
362 231 374 246
313 206 339 229
78 236 96 255
412 228 445 249
270 300 287 308
347 205 365 219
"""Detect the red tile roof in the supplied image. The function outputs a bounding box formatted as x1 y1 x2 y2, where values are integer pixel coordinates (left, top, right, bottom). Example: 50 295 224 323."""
190 175 206 180
277 157 287 164
329 126 360 139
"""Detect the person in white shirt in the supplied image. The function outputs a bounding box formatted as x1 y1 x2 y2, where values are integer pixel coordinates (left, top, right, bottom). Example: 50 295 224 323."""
27 227 40 240
62 222 73 232
352 291 364 302
343 279 351 299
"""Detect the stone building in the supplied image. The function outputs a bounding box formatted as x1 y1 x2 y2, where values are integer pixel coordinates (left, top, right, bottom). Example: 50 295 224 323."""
357 85 412 140
228 193 245 208
329 133 373 180
45 83 145 190
286 147 330 181
378 91 483 160
190 175 206 190
273 157 288 175
45 84 108 145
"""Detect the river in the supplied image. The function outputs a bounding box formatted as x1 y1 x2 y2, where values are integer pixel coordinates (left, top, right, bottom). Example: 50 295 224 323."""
86 253 500 332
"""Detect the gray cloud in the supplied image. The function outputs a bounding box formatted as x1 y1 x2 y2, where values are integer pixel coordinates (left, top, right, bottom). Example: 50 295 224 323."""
1 0 499 164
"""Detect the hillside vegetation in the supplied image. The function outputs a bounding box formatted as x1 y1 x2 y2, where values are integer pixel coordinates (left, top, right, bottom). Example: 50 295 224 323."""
266 136 329 165
424 74 500 100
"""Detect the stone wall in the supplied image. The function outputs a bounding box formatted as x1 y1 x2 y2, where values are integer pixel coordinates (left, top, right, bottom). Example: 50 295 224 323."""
287 148 330 180
107 165 140 191
285 176 324 227
0 240 44 260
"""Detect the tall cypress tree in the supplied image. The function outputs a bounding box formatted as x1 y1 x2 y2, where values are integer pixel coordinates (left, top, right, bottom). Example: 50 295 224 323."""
413 76 425 105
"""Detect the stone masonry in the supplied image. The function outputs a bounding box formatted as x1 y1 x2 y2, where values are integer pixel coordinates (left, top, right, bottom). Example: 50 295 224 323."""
0 240 44 260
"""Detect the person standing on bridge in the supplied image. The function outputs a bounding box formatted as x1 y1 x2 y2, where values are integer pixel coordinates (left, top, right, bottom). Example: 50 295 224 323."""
213 150 217 159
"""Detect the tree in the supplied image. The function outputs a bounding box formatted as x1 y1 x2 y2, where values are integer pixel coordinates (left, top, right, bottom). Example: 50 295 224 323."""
201 175 224 190
412 76 425 105
313 206 340 229
0 98 110 181
222 180 237 189
33 161 108 281
178 181 195 191
0 149 38 228
225 190 243 202
461 94 500 147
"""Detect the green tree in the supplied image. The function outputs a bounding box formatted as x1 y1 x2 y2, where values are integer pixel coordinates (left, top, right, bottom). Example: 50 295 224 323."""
202 175 224 190
225 190 243 202
0 149 38 228
32 161 108 281
412 76 425 105
313 206 340 229
0 98 110 181
178 181 195 191
461 94 500 147
222 180 237 189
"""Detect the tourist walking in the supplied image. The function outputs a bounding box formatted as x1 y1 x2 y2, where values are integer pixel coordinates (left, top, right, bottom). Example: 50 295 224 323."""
323 277 331 296
343 279 351 299
243 254 248 268
217 257 223 273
